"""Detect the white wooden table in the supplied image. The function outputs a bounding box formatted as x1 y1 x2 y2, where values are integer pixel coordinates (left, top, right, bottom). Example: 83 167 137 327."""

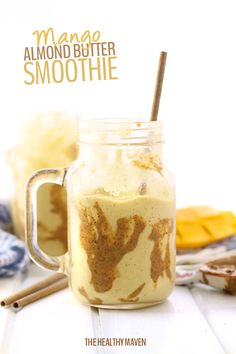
0 264 235 354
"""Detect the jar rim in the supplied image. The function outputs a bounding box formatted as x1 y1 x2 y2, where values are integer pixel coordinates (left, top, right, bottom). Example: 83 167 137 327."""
78 119 163 146
79 118 162 128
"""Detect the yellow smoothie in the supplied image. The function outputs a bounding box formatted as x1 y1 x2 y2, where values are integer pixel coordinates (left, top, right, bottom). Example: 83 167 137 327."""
68 193 175 306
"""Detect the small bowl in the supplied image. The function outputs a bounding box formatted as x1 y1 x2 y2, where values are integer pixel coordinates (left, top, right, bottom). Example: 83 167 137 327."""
199 256 236 295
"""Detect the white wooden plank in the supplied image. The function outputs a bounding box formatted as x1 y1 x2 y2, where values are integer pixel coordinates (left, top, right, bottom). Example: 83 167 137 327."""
0 262 54 354
191 284 236 354
3 264 96 354
2 265 233 354
98 287 225 354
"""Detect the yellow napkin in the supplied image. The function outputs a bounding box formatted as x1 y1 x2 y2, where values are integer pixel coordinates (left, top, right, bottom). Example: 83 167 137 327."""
176 206 236 249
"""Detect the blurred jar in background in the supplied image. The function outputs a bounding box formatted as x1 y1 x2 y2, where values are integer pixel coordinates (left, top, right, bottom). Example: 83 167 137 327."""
8 112 79 256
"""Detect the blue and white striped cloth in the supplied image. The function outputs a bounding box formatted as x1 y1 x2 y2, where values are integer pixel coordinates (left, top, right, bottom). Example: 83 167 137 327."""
0 203 12 233
0 203 29 278
0 203 11 225
0 229 29 277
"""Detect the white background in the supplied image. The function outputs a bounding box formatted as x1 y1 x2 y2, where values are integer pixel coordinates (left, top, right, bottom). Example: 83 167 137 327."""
0 0 236 211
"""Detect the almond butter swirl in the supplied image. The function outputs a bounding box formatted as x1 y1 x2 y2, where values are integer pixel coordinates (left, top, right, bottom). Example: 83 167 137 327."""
78 202 146 293
132 152 163 175
78 287 103 305
119 282 146 303
148 218 174 285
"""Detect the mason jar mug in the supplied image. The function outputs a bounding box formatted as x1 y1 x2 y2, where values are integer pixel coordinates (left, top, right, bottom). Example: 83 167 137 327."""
25 119 176 309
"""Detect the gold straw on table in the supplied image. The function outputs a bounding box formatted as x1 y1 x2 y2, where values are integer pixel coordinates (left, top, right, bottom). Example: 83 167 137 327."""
1 273 68 309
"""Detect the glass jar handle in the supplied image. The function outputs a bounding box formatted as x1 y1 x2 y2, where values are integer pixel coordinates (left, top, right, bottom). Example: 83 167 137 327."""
25 167 68 272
